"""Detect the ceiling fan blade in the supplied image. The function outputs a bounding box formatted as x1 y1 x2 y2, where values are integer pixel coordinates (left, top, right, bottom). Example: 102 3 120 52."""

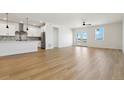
86 24 92 25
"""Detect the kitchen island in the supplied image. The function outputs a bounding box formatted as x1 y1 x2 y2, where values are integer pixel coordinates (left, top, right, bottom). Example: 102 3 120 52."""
0 41 40 56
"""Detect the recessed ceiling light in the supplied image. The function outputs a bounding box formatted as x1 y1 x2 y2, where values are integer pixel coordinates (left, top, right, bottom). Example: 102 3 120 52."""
19 21 24 23
3 18 7 20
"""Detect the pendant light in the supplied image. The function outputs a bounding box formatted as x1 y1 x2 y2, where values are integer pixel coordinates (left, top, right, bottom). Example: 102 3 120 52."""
6 13 9 29
26 17 29 31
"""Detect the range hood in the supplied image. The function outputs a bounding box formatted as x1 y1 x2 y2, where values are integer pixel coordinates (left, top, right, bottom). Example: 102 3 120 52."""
15 23 27 41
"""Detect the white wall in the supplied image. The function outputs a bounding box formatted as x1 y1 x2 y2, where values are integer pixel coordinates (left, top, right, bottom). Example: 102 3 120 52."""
44 23 72 49
123 19 124 52
72 22 122 49
45 23 54 49
59 26 72 48
53 27 59 48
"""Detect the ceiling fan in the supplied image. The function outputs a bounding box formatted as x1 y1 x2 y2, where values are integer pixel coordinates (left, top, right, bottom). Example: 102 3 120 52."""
82 18 92 26
82 21 92 26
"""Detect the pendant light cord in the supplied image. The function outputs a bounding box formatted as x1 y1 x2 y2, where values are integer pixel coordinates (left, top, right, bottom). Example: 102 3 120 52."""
6 13 9 29
26 17 29 31
7 13 8 25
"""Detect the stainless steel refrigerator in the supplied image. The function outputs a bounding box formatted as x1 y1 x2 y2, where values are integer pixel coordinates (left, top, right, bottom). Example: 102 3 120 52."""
41 32 46 49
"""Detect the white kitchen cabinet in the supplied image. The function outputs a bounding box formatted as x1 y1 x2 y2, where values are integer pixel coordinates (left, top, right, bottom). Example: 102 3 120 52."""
0 21 9 36
0 21 18 36
24 25 41 37
0 41 39 56
0 20 41 37
8 23 19 36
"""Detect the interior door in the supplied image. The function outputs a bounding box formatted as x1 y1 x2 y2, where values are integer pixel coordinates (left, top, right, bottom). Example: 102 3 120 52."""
76 32 88 47
53 27 59 48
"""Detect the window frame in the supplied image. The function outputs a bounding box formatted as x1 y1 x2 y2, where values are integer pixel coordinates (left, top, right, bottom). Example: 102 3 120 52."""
95 27 104 41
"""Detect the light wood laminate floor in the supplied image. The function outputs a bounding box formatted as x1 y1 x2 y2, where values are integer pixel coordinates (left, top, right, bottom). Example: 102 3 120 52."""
0 47 124 80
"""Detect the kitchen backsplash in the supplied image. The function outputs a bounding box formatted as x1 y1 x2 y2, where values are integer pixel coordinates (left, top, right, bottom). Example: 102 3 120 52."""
0 36 41 41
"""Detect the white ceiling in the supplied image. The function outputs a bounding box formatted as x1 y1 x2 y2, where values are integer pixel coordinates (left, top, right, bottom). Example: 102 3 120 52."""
0 13 124 28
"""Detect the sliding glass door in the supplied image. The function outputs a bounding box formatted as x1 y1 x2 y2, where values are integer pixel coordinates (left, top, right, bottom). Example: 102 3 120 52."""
76 32 88 46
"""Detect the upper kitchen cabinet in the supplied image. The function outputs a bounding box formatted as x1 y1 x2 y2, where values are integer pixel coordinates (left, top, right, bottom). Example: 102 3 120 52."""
24 25 41 37
0 21 9 36
0 21 18 36
0 20 41 37
8 23 19 36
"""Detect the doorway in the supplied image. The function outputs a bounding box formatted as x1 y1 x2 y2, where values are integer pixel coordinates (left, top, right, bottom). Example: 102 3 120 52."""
76 32 88 47
53 27 59 48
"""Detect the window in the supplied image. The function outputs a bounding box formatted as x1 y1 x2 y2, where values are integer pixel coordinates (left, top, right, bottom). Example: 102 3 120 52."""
95 27 104 41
